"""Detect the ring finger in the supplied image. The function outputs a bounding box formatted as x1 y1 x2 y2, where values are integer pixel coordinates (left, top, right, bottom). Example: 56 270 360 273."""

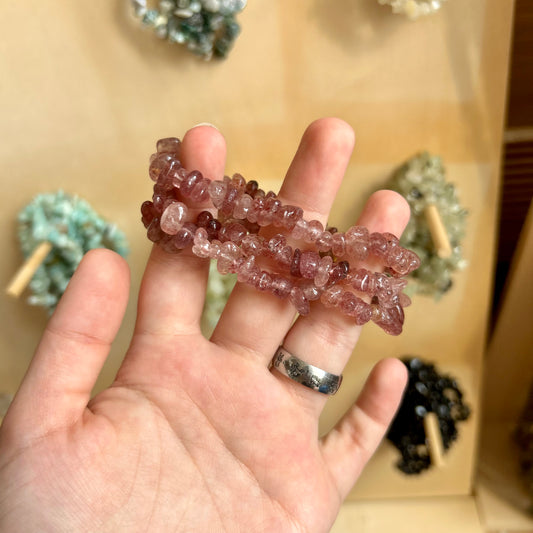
273 189 410 414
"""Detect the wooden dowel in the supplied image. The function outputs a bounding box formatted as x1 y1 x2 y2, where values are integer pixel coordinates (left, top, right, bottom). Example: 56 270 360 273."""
424 411 445 468
424 204 453 258
6 241 53 298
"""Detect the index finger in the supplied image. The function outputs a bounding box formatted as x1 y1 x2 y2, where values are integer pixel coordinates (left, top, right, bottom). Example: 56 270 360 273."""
134 125 227 339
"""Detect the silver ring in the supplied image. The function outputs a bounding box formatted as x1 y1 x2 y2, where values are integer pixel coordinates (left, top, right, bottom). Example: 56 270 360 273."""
271 346 342 395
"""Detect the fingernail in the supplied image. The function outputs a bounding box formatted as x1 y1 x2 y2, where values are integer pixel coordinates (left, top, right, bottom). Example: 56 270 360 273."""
192 122 219 130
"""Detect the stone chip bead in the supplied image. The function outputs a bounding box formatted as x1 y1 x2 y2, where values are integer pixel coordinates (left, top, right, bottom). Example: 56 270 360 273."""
320 285 343 308
208 180 227 208
302 284 321 301
173 221 197 249
369 232 388 259
331 232 346 257
266 234 286 256
314 255 333 287
147 217 164 242
276 205 303 230
305 220 324 243
292 218 308 240
180 171 202 197
316 230 334 252
328 261 349 285
220 222 247 245
196 210 213 227
350 268 376 295
256 271 273 291
244 179 258 196
345 225 370 261
231 173 246 190
371 304 404 336
236 256 258 283
206 218 222 240
289 286 310 315
340 291 372 325
233 193 253 219
156 137 181 154
299 250 320 279
220 184 240 216
276 245 294 270
217 241 240 274
241 234 264 256
160 201 188 235
390 249 421 276
271 275 293 299
141 200 156 227
149 153 179 182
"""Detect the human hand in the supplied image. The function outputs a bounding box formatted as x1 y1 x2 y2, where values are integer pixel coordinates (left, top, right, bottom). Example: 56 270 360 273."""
0 119 410 533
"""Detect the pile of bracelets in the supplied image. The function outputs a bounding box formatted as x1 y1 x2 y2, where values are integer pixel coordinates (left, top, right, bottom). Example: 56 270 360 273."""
386 152 467 299
18 191 129 312
130 0 246 59
387 357 471 474
141 137 421 335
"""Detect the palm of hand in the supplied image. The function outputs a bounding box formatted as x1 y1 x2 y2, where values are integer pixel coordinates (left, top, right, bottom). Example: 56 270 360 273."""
2 336 338 532
0 121 409 533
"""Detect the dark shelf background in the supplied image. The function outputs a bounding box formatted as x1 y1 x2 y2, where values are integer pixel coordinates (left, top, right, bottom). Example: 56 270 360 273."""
492 0 533 326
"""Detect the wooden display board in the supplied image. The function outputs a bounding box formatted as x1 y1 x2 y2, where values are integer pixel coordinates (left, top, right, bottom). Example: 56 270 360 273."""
0 0 514 504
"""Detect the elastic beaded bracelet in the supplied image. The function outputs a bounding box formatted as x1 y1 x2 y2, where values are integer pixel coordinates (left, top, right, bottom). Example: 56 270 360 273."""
141 137 421 335
387 357 470 474
130 0 246 59
386 152 467 299
16 191 129 312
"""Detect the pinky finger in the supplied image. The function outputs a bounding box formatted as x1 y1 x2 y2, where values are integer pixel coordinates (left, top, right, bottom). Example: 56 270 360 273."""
320 358 407 500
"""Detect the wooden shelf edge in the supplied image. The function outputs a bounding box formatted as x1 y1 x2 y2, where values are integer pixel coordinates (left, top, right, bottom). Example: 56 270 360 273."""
476 422 533 531
332 495 484 533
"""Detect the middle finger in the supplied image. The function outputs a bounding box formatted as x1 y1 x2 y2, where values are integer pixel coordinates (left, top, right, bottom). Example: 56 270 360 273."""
211 118 355 361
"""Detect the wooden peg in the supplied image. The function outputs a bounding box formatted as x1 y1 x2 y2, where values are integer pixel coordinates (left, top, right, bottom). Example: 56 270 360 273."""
424 411 445 468
6 241 53 298
424 204 453 258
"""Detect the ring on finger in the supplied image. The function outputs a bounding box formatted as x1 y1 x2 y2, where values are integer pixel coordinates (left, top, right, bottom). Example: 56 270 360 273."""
271 346 343 395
